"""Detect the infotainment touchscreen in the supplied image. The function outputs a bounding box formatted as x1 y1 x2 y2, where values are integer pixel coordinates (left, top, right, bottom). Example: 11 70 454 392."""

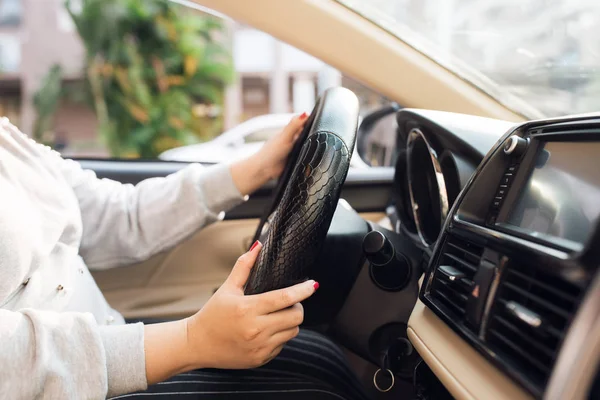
503 141 600 250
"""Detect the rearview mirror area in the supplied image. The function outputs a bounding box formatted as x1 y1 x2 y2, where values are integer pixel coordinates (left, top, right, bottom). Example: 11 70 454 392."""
357 103 402 167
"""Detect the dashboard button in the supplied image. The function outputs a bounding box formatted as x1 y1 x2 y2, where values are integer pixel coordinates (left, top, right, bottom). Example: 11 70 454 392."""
492 199 502 208
507 164 519 173
501 173 513 185
496 188 507 197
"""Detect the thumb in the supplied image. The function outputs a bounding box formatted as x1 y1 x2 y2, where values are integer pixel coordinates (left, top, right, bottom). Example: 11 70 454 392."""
226 240 263 290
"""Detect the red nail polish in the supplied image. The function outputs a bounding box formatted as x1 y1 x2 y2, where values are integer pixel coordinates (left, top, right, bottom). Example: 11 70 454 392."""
250 240 260 251
300 112 308 120
313 281 320 290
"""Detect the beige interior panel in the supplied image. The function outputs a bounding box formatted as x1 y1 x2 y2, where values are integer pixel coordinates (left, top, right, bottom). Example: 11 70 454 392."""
194 0 525 122
93 212 385 319
408 299 533 400
93 218 257 319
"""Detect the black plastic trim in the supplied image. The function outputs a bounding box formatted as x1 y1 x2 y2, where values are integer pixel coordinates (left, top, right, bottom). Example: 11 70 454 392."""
420 112 600 399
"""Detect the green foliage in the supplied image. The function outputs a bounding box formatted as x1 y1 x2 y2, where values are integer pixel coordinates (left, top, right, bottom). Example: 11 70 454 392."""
32 65 64 142
66 0 234 158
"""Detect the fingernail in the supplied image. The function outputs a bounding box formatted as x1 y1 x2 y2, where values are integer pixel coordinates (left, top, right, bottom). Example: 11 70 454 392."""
299 112 308 120
250 240 261 251
313 281 320 290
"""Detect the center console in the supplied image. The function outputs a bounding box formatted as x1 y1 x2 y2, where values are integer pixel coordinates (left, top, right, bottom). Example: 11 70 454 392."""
420 117 600 399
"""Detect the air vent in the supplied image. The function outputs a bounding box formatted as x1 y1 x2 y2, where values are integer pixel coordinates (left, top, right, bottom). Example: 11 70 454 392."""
431 236 483 319
531 120 600 135
486 263 583 389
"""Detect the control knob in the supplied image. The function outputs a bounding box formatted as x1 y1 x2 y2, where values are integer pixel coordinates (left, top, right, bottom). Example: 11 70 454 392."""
504 135 528 156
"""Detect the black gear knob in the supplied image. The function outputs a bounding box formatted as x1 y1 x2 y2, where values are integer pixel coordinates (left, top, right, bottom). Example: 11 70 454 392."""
363 231 395 266
363 230 412 291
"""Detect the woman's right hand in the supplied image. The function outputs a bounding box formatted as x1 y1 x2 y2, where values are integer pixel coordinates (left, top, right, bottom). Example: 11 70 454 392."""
184 241 318 370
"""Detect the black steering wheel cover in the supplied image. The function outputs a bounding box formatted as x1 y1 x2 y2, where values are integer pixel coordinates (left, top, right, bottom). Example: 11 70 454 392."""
250 104 319 244
245 87 359 295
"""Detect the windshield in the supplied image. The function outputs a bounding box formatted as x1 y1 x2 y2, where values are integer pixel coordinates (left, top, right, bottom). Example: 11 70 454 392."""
338 0 600 118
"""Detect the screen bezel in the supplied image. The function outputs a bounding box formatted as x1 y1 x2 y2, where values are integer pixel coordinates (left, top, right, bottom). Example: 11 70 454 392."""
493 136 600 253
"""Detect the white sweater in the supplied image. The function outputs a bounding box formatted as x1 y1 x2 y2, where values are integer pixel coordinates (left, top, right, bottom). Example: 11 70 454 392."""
0 117 244 399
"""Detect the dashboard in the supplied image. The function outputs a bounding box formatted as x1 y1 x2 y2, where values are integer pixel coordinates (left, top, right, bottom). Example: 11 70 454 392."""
386 110 600 400
389 110 514 251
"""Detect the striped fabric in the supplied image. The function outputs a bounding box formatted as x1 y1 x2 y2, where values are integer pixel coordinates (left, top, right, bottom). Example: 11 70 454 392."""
110 329 370 400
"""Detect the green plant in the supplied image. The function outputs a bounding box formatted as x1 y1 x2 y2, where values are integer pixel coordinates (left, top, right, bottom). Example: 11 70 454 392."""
66 0 234 158
32 65 64 142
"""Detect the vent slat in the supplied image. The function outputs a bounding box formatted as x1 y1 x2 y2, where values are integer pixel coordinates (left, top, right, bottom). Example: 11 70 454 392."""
443 253 478 273
546 326 565 341
501 282 572 320
488 330 552 375
446 241 483 265
430 236 482 321
506 269 578 304
492 315 556 359
432 289 466 316
434 278 469 302
487 262 583 391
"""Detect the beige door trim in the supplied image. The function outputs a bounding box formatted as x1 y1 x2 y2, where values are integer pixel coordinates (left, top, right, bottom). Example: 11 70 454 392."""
192 0 525 122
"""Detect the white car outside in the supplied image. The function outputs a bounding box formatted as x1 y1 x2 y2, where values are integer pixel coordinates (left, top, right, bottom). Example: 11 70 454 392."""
159 113 368 168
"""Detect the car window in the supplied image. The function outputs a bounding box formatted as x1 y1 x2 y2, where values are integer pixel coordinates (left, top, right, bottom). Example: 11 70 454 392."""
338 0 600 119
0 0 387 162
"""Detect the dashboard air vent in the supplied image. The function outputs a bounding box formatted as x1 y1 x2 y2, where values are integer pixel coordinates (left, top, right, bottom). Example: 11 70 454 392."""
431 236 483 319
533 121 600 135
486 263 583 388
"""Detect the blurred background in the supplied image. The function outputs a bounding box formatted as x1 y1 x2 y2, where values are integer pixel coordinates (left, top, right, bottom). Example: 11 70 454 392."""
0 0 597 163
0 0 387 160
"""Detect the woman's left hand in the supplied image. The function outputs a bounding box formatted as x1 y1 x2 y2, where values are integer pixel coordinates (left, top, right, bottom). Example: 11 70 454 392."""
230 113 309 196
255 112 309 180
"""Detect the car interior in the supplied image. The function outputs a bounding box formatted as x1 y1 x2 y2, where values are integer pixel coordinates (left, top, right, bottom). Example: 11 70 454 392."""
62 1 599 399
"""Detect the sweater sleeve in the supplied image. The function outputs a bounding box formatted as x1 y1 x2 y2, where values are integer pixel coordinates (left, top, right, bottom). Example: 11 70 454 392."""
58 160 245 270
0 120 245 270
0 309 146 399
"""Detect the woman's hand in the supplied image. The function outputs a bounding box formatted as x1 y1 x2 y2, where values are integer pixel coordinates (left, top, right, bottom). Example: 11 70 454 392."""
230 113 309 196
254 112 309 180
143 241 317 383
185 240 316 369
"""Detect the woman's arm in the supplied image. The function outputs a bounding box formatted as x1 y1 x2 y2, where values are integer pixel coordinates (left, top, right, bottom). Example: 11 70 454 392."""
62 160 244 270
0 308 146 399
31 114 307 270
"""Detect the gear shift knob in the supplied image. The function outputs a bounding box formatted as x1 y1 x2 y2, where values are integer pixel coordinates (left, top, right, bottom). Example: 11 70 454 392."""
363 230 412 290
363 230 395 266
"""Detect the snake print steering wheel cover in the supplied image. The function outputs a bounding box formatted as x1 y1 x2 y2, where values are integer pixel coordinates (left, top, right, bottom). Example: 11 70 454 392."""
244 87 359 295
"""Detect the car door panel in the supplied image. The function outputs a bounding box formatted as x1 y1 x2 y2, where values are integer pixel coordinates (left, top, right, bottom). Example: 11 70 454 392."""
80 160 391 319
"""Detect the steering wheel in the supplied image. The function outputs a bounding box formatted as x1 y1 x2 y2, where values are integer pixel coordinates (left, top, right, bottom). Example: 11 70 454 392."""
244 87 360 295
